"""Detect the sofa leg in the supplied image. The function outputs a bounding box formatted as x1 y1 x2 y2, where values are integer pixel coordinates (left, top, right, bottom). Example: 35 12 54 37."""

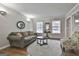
61 47 65 56
60 44 65 56
63 47 65 52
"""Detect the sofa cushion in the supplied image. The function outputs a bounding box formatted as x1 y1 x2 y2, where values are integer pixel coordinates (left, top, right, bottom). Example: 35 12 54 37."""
16 33 22 37
30 32 34 35
24 36 32 40
22 32 28 37
27 31 35 36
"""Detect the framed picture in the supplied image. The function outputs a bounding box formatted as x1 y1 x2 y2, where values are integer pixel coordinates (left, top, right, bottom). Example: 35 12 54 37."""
45 22 50 33
17 21 25 29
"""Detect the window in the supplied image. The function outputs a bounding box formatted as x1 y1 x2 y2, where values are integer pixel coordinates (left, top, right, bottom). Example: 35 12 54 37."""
36 22 43 33
52 20 61 33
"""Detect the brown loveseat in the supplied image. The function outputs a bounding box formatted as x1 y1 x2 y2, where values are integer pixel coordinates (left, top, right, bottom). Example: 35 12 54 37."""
7 31 37 48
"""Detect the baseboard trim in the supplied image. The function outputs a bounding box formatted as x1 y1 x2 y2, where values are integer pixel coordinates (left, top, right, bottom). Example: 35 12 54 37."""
0 44 10 50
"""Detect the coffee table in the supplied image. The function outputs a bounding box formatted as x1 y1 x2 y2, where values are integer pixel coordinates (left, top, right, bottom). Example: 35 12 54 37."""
37 36 48 46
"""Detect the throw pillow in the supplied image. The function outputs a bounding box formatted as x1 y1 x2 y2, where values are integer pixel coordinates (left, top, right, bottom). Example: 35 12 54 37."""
17 33 22 37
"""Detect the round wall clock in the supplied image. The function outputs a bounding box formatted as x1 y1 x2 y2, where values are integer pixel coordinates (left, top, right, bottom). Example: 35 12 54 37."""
17 21 25 29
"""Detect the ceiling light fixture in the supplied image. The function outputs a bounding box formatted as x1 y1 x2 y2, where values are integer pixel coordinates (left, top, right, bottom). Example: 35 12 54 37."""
27 18 31 21
0 7 7 16
75 19 79 23
0 11 7 16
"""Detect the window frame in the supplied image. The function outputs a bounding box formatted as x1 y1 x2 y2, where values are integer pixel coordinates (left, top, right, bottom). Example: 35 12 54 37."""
52 20 61 34
36 22 43 33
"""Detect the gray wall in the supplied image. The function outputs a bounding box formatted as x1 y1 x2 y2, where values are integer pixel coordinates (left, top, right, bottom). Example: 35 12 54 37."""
32 17 65 39
66 17 73 37
0 4 32 48
66 14 79 38
72 15 79 32
65 4 79 37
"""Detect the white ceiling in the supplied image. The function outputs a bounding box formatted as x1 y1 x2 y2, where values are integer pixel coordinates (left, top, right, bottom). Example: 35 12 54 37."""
2 3 76 18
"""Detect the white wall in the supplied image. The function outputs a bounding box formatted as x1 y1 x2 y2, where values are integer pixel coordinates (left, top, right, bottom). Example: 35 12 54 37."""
0 4 32 48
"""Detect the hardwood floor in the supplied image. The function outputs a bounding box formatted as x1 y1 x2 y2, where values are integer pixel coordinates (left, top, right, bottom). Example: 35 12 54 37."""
64 50 79 56
0 47 29 56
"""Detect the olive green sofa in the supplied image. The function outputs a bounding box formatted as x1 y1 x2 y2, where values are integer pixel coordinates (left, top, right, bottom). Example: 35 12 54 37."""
7 31 37 48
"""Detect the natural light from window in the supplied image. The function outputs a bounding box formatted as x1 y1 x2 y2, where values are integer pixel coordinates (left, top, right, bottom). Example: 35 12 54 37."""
52 20 61 33
36 22 43 33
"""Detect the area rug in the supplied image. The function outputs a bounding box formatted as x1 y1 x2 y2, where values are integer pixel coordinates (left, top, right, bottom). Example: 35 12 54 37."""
27 39 62 56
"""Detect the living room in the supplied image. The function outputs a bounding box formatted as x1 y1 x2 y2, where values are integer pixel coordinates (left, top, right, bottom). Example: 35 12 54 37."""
0 3 79 56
